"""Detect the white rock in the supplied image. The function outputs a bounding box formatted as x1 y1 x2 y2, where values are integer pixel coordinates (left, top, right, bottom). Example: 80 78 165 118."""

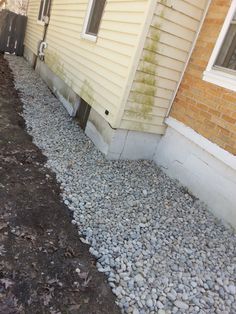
174 300 189 310
156 301 164 309
228 285 236 295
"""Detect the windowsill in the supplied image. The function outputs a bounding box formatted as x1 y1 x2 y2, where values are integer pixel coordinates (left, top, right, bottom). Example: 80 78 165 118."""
80 32 97 42
203 68 236 92
37 20 45 26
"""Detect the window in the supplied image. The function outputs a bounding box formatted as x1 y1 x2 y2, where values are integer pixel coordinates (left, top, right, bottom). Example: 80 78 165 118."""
203 0 236 91
38 0 50 23
82 0 106 41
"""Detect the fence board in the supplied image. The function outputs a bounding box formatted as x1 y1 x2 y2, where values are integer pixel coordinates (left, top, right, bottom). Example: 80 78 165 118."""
0 10 27 56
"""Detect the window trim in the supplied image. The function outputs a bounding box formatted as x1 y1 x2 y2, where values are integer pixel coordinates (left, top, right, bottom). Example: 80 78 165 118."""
37 0 49 25
203 0 236 91
81 0 105 42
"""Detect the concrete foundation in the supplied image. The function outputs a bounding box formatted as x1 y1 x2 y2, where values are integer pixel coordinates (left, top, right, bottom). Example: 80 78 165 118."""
35 59 80 117
24 47 79 116
154 117 236 229
85 108 161 160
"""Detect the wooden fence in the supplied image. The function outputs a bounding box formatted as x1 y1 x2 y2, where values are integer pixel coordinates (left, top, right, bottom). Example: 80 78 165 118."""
0 10 27 56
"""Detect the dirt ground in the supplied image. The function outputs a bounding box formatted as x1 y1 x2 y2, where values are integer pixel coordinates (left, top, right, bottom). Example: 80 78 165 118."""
0 55 121 314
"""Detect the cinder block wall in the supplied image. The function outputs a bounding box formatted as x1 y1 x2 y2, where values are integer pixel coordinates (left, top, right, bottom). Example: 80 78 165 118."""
170 0 236 155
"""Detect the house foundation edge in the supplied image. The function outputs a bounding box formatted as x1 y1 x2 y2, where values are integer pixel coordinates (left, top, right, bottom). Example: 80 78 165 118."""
154 118 236 229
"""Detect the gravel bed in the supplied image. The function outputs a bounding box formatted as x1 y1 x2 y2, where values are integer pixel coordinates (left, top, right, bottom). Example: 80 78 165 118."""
7 55 236 314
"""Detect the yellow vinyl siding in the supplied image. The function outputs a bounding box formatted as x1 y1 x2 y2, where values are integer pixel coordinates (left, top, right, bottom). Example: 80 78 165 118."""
24 0 44 54
121 0 207 134
24 0 208 134
24 0 150 126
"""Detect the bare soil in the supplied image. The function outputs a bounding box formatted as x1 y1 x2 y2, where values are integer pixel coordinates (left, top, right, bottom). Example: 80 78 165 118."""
0 54 121 314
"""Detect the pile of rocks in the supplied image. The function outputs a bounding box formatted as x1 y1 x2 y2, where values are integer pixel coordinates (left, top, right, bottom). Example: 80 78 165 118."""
7 55 236 314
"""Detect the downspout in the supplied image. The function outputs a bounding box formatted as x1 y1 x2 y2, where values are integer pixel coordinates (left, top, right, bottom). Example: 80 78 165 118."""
165 0 212 117
34 0 52 68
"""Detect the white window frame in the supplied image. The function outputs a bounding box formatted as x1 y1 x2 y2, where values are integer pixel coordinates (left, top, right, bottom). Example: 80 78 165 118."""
203 0 236 91
81 0 105 42
37 0 48 25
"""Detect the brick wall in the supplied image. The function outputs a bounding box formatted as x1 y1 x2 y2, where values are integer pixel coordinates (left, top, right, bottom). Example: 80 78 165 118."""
170 0 236 155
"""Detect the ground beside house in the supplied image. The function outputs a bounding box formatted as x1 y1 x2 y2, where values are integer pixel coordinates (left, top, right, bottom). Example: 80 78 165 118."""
0 54 120 314
6 55 236 314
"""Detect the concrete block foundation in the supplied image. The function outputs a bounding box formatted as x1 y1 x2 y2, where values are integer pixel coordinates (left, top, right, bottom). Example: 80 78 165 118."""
154 118 236 229
85 109 161 160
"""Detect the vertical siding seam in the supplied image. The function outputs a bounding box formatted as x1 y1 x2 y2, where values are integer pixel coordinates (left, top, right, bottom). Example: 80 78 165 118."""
113 0 157 129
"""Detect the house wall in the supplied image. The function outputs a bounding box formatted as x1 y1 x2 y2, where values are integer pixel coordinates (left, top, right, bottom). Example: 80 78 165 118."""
24 0 152 129
24 0 44 55
154 0 236 228
170 0 236 155
121 0 207 134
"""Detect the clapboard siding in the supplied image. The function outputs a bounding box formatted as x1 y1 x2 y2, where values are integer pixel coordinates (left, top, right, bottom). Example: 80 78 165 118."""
121 0 207 134
23 0 150 126
24 0 44 54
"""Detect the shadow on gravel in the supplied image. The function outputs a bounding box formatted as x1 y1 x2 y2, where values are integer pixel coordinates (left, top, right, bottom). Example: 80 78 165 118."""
0 55 121 313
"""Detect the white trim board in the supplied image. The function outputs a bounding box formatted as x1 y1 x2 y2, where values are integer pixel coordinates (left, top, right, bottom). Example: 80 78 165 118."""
203 68 236 91
165 117 236 171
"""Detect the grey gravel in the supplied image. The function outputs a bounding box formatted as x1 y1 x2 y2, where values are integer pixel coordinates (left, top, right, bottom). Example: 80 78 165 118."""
174 300 189 310
7 55 236 314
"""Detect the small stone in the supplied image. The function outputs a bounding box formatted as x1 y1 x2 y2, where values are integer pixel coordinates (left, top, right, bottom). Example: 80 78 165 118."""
156 301 164 309
146 298 153 308
216 278 223 286
207 280 214 290
182 293 189 301
134 274 144 284
228 285 236 295
219 288 225 299
167 292 176 302
174 300 189 310
142 190 148 197
191 281 197 288
172 307 178 314
171 264 178 272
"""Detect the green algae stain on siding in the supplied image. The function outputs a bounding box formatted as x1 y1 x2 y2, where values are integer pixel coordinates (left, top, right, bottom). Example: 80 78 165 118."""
45 51 95 109
124 2 170 130
126 24 161 121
